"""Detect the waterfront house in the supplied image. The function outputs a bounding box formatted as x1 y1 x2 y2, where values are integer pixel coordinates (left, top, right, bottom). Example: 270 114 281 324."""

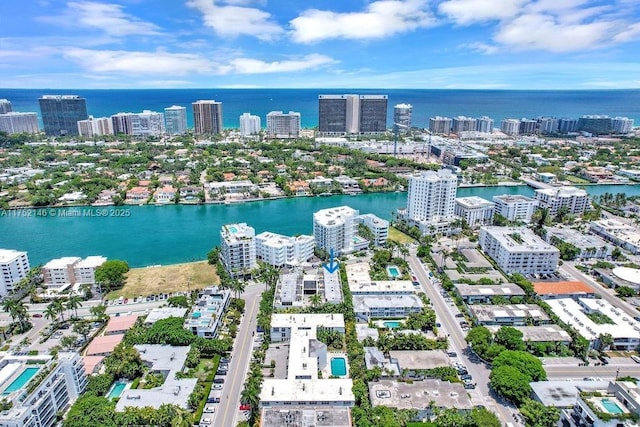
153 185 176 204
125 186 150 204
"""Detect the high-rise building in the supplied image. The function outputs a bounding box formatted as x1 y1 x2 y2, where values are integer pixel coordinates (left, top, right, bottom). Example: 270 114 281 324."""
77 116 113 137
429 116 452 134
266 111 300 138
38 95 88 136
451 116 477 133
500 119 520 136
577 115 612 135
558 117 578 133
164 105 187 135
110 111 164 136
239 113 261 136
0 112 39 134
192 100 223 134
220 223 257 277
519 119 538 135
475 116 494 133
318 94 387 135
393 103 412 131
492 194 538 223
537 117 559 134
612 117 634 133
359 95 387 134
313 206 360 255
406 169 457 222
255 232 315 267
0 249 30 296
0 99 12 114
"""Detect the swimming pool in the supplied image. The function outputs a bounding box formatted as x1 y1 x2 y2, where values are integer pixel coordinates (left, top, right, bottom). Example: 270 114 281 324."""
386 266 401 278
2 367 39 395
330 357 347 376
383 321 402 329
601 399 624 414
108 381 127 399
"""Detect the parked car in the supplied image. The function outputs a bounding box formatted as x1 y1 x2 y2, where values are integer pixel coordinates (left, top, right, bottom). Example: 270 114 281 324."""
464 383 476 389
212 384 223 390
239 404 251 411
216 370 227 376
32 313 43 318
206 397 221 403
447 351 457 357
203 406 216 413
213 378 224 384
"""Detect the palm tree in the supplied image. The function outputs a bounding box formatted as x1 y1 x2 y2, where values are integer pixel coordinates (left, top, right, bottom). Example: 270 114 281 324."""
309 293 322 309
14 301 28 332
44 305 57 325
66 295 83 319
399 244 409 261
170 408 192 427
90 304 108 322
48 299 65 323
2 300 18 326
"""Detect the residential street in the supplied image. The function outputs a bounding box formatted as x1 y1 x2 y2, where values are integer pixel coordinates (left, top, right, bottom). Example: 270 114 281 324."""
408 251 519 425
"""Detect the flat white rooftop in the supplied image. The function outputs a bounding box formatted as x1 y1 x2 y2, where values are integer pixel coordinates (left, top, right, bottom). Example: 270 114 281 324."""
535 186 588 197
481 226 559 253
43 257 81 269
0 249 26 263
455 196 494 208
271 313 345 330
346 262 414 294
260 378 354 405
75 256 107 268
313 206 358 227
546 298 640 340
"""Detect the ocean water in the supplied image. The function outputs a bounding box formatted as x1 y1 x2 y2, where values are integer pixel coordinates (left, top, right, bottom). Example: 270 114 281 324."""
1 88 639 129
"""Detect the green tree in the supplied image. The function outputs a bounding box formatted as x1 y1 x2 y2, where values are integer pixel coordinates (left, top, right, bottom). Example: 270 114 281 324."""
63 396 116 427
494 326 525 351
105 343 145 379
616 286 636 298
95 260 130 292
492 350 546 381
490 365 532 405
469 407 501 427
167 295 189 308
90 304 108 322
61 334 78 351
73 320 91 343
207 247 220 265
520 398 560 427
66 295 83 319
48 299 65 323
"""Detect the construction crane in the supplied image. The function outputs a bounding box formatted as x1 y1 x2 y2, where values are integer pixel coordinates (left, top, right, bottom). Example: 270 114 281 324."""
393 122 409 156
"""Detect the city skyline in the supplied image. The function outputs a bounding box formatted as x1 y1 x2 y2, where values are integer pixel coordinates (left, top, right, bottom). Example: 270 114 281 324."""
1 0 639 90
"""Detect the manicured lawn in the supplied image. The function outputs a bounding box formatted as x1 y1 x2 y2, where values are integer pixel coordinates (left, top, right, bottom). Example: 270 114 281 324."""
107 261 219 299
565 175 591 184
388 226 417 244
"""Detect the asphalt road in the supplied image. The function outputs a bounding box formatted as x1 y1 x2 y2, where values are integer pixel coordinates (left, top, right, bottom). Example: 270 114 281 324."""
408 251 518 425
212 283 263 427
545 365 640 380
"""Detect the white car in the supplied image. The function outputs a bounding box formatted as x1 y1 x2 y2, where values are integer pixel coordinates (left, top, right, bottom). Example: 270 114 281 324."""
204 406 216 413
201 417 212 425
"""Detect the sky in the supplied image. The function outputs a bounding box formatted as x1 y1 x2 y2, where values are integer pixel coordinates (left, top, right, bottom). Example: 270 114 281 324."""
1 0 640 89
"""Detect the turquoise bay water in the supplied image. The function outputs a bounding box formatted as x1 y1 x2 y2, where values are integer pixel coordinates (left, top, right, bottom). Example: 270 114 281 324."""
2 367 39 395
2 185 639 267
330 357 347 376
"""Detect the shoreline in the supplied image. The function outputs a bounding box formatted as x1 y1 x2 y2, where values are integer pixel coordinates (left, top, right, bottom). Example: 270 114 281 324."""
4 181 637 211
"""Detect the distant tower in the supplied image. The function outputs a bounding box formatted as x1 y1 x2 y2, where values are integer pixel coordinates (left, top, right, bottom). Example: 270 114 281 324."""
0 99 12 114
192 100 223 135
393 103 412 131
318 94 387 135
38 95 88 136
406 169 457 222
164 105 187 135
239 113 261 136
266 111 300 138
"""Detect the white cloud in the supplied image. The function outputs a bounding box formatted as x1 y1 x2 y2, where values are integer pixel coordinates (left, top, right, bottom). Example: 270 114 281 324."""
464 42 499 54
613 22 640 43
63 48 335 76
38 1 162 36
216 54 336 74
438 0 526 25
63 48 215 74
186 0 284 40
494 14 617 52
290 0 436 43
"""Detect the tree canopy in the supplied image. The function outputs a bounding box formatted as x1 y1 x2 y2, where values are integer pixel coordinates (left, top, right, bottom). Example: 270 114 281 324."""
95 260 129 292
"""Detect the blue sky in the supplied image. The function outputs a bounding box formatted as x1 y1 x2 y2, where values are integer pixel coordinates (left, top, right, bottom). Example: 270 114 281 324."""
1 0 640 89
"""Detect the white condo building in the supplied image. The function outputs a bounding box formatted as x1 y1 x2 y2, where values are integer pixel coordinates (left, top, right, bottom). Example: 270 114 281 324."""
429 116 452 134
393 103 412 130
501 119 520 135
42 256 106 292
590 219 640 255
454 196 494 227
452 116 477 133
475 116 494 133
358 213 389 246
0 99 11 114
0 249 30 296
479 226 560 274
111 111 165 136
77 115 113 137
0 113 40 134
406 169 457 222
266 111 300 138
239 113 261 136
612 117 634 133
255 231 315 267
492 194 538 223
313 206 360 255
0 353 87 427
164 105 187 135
535 186 590 216
220 223 257 277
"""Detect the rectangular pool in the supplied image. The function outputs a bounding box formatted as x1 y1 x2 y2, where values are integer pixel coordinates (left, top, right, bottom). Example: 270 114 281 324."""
330 357 347 376
601 399 624 414
2 367 39 395
383 321 402 329
108 381 127 399
386 266 401 278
